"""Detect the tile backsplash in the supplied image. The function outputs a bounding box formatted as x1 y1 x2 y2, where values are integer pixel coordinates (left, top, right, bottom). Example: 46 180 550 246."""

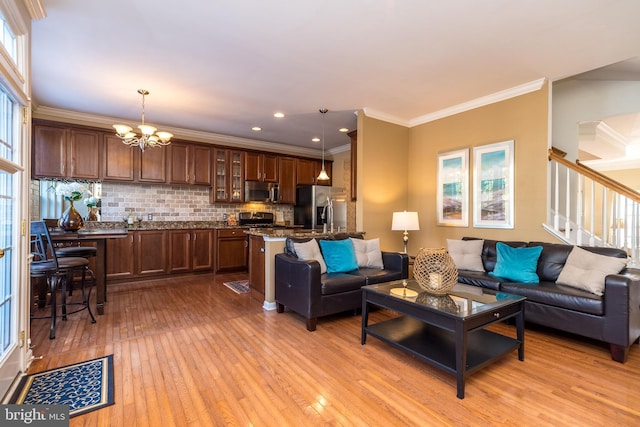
32 180 294 224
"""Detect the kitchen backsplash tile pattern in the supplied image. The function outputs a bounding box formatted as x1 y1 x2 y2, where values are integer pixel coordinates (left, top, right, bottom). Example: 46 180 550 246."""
31 180 294 224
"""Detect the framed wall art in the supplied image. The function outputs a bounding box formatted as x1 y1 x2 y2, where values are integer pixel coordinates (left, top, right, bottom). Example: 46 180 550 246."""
436 148 469 227
473 140 514 228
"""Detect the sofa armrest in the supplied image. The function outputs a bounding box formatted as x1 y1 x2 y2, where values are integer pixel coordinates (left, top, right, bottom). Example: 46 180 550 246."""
603 269 640 347
382 251 409 278
274 253 323 317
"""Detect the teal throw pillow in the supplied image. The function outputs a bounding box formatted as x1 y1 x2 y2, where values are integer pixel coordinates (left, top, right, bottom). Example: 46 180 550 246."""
318 239 359 273
489 242 543 284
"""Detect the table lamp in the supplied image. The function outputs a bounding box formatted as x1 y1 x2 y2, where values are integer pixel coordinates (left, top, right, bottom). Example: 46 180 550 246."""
392 211 420 254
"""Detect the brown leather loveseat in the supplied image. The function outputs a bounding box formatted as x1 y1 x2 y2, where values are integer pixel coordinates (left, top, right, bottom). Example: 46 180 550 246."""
275 233 408 331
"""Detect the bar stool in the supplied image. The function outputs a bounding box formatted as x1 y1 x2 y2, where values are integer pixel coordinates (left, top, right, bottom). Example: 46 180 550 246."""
44 218 97 295
30 221 96 339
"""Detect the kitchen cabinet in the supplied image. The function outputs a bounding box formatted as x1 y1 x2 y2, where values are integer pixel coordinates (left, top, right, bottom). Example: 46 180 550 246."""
216 228 248 272
102 134 166 183
106 230 168 280
348 130 357 201
106 233 135 280
136 230 169 276
212 149 244 203
102 134 135 181
245 152 278 182
296 158 332 186
278 156 296 204
33 123 101 180
168 229 213 273
248 235 265 301
168 142 212 186
138 147 166 183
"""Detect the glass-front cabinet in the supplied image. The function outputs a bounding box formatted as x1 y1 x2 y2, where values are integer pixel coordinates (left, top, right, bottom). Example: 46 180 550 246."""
212 148 244 203
230 150 244 202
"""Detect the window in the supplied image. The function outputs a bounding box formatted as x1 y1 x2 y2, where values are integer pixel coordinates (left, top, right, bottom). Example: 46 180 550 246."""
0 16 16 64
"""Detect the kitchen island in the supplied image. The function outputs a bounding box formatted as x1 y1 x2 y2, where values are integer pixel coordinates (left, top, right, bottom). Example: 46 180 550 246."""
245 228 356 310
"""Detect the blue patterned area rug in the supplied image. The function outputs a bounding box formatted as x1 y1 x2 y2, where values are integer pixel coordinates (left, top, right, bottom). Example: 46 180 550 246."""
10 355 114 418
223 280 250 294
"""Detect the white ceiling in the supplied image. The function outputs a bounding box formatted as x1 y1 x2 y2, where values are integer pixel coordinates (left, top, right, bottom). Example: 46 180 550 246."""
30 0 640 152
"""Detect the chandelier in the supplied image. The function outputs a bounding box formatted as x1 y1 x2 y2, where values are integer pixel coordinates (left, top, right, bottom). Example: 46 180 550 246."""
317 108 330 181
113 89 173 151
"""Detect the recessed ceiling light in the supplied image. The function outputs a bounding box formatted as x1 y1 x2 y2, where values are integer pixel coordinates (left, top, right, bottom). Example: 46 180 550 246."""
339 128 349 133
252 126 262 131
273 112 285 118
312 137 320 142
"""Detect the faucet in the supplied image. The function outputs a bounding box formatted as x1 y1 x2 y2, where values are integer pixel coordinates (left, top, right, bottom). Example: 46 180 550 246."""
320 196 333 233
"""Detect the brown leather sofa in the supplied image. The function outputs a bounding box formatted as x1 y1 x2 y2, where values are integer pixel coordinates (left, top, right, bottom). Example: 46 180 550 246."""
275 234 408 331
458 238 640 363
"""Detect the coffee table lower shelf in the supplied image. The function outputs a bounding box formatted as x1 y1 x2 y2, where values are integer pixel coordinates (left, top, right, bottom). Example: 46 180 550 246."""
364 316 520 396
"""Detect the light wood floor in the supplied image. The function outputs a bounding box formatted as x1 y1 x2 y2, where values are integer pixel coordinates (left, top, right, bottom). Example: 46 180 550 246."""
25 273 640 426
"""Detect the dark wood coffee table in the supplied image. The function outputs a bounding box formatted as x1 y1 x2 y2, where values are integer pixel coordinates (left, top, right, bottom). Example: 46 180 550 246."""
361 280 525 399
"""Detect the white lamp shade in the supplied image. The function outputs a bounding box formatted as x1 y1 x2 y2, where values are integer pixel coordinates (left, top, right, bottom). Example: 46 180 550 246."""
392 211 420 231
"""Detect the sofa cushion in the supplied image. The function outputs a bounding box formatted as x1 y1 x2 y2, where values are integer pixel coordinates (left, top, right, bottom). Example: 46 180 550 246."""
463 238 528 272
293 239 327 274
556 246 628 296
489 242 543 283
349 267 404 285
527 242 573 282
457 270 502 290
351 238 384 268
319 239 359 273
285 236 315 257
320 273 365 295
501 281 604 315
447 239 485 271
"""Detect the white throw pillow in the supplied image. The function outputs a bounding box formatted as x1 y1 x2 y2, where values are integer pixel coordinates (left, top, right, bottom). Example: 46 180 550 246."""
350 238 384 269
556 246 628 296
293 239 327 274
447 239 485 272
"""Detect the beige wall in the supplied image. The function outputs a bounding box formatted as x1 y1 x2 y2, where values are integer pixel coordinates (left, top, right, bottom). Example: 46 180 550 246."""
358 83 559 253
357 113 410 252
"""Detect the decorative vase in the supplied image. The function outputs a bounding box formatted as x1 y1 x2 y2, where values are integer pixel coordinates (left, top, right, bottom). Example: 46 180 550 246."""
59 200 84 231
413 248 458 294
86 206 99 221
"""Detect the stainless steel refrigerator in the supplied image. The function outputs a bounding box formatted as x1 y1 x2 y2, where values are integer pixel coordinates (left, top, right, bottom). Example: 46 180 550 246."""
294 185 347 231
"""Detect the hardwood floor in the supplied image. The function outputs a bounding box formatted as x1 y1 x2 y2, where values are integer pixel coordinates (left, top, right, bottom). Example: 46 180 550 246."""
25 273 640 426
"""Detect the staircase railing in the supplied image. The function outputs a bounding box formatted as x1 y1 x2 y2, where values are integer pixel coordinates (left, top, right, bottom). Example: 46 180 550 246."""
547 148 640 267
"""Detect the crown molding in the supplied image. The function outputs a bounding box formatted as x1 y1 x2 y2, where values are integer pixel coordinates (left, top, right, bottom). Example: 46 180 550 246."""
362 108 410 127
409 78 547 127
33 105 324 158
22 0 45 20
581 157 640 172
362 78 547 129
328 143 351 155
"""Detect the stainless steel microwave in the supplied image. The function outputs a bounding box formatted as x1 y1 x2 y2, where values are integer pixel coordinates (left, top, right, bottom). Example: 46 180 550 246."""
244 181 279 203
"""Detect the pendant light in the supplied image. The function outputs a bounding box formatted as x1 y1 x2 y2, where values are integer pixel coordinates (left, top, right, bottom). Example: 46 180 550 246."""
317 108 330 181
113 89 173 151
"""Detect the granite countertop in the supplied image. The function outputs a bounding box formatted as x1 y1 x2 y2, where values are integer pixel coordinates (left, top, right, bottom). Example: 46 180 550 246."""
81 221 247 231
245 228 358 238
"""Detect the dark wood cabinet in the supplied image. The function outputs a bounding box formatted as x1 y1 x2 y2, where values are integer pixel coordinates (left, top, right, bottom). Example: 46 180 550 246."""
245 152 278 182
212 149 244 203
248 235 265 301
168 142 212 186
348 130 357 201
136 230 169 276
216 228 248 272
33 123 101 180
107 230 168 280
168 229 213 273
102 134 135 181
278 156 296 204
138 148 166 183
296 158 333 186
106 233 135 281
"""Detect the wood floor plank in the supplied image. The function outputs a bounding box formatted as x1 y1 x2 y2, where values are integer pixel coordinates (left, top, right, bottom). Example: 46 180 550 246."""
23 272 640 426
